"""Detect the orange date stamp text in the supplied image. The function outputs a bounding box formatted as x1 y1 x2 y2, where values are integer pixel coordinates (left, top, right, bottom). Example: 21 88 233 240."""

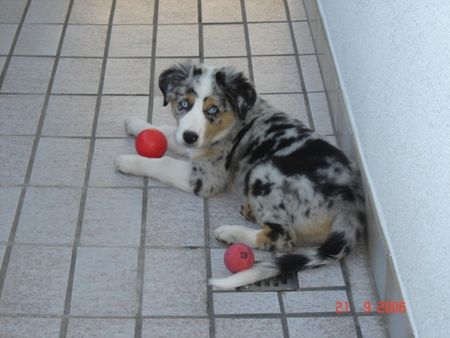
336 300 406 314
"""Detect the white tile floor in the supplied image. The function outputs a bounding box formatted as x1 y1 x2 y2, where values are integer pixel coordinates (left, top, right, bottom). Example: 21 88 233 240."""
0 0 387 337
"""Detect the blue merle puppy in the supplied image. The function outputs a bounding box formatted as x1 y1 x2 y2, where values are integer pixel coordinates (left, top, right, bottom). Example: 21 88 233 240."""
115 62 365 289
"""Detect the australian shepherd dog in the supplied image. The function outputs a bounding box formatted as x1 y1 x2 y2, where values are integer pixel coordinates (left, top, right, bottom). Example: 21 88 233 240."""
116 62 365 289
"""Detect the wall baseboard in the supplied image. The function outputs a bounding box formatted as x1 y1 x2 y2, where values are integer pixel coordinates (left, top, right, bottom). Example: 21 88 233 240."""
302 1 416 337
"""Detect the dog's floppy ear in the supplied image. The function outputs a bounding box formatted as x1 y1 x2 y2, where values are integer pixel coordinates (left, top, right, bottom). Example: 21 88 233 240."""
215 68 257 120
158 62 193 106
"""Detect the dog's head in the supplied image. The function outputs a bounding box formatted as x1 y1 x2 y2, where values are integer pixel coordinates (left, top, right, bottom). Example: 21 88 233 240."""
158 62 256 148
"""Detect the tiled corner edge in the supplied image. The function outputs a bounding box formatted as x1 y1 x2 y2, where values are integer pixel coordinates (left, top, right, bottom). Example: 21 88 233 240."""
303 1 417 337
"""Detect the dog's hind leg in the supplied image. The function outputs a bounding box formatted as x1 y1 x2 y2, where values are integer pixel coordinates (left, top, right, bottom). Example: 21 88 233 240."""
215 223 295 252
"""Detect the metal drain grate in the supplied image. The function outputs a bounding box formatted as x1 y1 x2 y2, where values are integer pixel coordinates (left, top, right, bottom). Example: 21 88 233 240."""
238 271 299 292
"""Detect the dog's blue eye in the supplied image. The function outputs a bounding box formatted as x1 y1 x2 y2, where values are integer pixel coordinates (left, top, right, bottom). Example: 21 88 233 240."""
208 106 219 114
179 100 189 109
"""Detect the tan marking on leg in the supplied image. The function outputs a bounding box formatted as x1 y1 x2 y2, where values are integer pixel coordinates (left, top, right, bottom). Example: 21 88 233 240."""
255 226 272 248
240 203 256 222
295 217 333 245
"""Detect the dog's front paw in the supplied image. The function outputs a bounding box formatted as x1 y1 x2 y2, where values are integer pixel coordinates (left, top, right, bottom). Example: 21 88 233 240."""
115 154 140 175
214 225 240 244
124 117 150 136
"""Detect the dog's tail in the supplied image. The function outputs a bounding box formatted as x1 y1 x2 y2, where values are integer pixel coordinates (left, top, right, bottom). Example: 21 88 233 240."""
209 213 361 289
209 261 280 289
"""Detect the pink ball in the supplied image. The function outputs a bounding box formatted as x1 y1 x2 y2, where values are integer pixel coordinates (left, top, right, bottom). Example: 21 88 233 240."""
224 243 255 273
135 129 167 158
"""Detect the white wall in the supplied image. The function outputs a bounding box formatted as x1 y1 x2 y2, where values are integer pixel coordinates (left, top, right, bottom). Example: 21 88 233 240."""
317 0 450 336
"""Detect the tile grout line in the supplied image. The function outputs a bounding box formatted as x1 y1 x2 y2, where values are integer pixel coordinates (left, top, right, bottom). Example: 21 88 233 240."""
0 0 32 90
274 7 295 336
340 260 363 338
198 0 204 62
0 184 169 190
1 134 339 142
0 89 327 97
202 20 310 25
214 285 347 293
0 184 194 191
216 312 359 318
0 92 144 96
302 1 338 137
211 2 279 335
198 1 216 337
203 198 215 338
0 311 383 320
0 52 318 59
278 292 290 338
238 5 289 335
240 0 255 84
134 162 148 338
0 0 70 303
301 4 364 334
58 1 117 336
134 0 160 336
300 4 362 335
0 123 335 139
134 159 148 338
282 0 315 131
0 19 310 27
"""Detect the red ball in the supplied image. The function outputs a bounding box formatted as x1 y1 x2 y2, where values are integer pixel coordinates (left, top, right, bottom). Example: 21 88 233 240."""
135 129 168 158
224 243 255 273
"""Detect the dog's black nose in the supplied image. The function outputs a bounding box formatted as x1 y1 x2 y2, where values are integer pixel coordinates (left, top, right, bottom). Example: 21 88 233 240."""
183 131 199 145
